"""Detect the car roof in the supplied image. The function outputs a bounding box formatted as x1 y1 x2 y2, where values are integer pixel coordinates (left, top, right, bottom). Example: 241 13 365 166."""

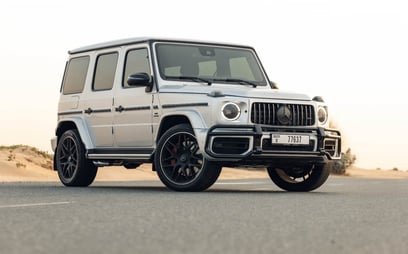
68 37 252 54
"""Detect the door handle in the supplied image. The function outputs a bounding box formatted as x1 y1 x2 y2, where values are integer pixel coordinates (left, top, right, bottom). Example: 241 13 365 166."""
115 105 125 112
84 108 93 114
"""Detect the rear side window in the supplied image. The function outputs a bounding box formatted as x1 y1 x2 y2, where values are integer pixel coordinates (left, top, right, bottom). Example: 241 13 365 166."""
93 52 118 91
62 56 90 94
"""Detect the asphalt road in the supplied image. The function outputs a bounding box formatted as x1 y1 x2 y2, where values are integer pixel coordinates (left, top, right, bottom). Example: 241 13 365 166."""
1 177 408 254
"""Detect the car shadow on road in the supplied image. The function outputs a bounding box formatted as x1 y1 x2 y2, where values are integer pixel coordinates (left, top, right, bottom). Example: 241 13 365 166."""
86 184 336 195
207 188 335 195
3 182 337 195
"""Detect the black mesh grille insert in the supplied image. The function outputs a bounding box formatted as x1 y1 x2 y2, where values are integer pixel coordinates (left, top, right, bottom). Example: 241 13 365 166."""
212 137 250 154
324 139 337 157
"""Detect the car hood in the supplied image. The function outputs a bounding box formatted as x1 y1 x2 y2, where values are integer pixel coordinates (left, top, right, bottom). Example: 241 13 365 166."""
159 83 312 101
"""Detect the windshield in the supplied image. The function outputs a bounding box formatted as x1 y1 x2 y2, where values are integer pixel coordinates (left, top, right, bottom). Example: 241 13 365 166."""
155 43 267 86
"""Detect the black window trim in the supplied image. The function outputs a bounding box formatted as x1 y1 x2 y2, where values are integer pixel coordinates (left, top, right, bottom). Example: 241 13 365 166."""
60 61 68 93
92 51 119 92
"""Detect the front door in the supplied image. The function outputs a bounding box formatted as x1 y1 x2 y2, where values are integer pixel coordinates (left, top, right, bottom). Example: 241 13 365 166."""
113 46 154 148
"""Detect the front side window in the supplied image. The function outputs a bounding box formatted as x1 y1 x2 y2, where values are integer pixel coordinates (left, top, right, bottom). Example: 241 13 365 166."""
123 48 151 87
93 52 118 91
156 43 266 86
62 56 90 94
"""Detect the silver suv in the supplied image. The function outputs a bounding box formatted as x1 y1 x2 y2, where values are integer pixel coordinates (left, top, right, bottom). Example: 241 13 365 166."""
51 37 341 192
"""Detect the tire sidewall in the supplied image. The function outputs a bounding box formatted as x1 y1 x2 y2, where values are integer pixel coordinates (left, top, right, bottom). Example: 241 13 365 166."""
56 130 80 185
267 164 330 192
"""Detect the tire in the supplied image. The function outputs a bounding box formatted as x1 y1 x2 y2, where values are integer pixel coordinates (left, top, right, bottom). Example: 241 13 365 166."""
154 124 221 192
55 130 98 187
267 164 330 192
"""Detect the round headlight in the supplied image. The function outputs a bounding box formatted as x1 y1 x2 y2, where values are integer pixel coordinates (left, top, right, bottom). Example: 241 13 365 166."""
222 102 241 120
318 106 328 124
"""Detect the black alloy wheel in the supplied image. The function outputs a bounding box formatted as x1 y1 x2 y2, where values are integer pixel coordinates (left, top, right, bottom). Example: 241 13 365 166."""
155 124 221 191
56 130 97 187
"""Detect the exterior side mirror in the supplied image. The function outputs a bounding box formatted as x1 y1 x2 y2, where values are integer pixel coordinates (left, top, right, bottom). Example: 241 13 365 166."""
269 80 278 89
127 73 151 87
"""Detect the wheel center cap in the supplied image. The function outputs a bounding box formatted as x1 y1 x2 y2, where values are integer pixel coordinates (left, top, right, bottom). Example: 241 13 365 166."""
180 154 188 162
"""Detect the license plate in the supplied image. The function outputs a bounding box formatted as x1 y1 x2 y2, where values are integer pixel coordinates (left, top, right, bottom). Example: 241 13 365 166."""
271 134 310 145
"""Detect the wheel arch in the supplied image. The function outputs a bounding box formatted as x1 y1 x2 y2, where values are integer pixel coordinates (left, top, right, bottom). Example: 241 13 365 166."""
55 117 94 150
156 112 207 141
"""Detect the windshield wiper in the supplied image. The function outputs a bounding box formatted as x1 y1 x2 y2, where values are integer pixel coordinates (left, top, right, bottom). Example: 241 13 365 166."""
167 76 212 86
213 78 257 88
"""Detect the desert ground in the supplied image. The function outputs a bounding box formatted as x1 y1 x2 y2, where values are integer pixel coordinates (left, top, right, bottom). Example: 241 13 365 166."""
1 145 407 182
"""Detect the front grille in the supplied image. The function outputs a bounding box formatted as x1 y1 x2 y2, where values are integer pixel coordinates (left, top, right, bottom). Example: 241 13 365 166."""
251 103 315 126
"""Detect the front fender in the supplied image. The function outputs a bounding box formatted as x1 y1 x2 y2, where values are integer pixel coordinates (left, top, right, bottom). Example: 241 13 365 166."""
158 110 209 153
181 111 209 154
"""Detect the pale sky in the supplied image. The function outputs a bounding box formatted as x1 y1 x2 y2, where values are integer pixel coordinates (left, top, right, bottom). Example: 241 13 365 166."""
1 0 407 170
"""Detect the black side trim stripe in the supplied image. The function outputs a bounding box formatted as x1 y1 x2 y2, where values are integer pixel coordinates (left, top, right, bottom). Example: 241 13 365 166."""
58 110 82 116
162 102 208 109
115 105 151 112
84 108 112 114
125 106 151 111
92 109 112 113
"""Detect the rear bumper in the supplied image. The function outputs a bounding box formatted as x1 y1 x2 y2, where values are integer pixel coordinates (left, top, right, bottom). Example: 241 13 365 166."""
50 136 58 152
204 125 341 165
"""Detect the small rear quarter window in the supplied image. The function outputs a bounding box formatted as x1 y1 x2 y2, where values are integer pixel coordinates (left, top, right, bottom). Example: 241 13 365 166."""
62 56 90 94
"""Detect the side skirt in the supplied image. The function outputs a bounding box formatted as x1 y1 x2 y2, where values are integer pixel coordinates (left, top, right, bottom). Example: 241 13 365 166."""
87 148 154 161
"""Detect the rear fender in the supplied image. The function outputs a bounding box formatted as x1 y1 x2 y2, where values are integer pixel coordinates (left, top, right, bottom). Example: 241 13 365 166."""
55 117 94 150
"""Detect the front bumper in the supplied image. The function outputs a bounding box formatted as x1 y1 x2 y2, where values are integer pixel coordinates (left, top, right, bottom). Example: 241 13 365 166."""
205 125 341 164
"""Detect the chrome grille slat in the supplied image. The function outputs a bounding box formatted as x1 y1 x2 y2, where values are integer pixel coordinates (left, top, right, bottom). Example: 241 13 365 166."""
263 103 266 124
251 103 315 126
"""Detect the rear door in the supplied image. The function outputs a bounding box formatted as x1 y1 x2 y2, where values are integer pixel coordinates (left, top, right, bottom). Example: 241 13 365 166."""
82 50 119 147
